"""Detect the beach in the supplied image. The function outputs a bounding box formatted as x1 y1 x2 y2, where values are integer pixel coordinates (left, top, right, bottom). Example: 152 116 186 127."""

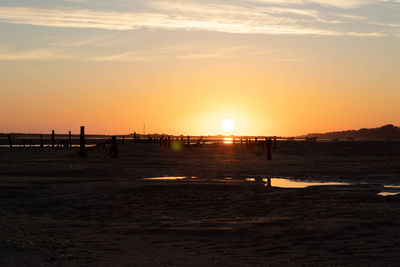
1 141 400 266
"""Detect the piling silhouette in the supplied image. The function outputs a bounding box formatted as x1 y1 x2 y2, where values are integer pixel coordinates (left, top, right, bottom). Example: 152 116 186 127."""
8 135 12 148
51 130 55 148
267 139 272 160
110 136 118 158
79 126 87 157
69 131 72 148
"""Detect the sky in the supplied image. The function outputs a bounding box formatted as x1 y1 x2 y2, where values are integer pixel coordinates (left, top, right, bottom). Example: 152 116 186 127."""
1 0 399 136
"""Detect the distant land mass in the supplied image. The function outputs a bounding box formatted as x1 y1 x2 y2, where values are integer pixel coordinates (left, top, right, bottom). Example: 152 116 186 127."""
1 124 400 141
302 124 400 140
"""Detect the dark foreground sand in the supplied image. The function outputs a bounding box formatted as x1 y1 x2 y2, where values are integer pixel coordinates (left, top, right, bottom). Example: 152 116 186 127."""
1 141 400 266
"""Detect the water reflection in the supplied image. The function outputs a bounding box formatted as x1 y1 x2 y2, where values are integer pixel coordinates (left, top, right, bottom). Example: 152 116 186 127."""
223 137 233 144
379 185 400 196
246 177 349 188
143 176 400 197
378 192 400 196
384 185 400 188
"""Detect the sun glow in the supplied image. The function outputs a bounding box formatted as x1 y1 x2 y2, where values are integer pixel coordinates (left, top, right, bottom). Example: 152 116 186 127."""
221 119 235 132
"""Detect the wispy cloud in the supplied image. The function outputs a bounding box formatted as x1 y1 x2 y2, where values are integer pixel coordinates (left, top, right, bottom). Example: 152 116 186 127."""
85 43 261 62
0 46 72 60
369 21 400 27
178 46 310 62
0 40 309 63
245 0 393 8
0 2 393 37
85 51 161 62
53 35 113 47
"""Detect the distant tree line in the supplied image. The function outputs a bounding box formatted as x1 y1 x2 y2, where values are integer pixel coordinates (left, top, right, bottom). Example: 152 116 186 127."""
305 124 400 140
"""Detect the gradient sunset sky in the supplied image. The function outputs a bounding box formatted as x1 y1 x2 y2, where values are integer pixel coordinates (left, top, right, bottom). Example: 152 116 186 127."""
1 0 399 136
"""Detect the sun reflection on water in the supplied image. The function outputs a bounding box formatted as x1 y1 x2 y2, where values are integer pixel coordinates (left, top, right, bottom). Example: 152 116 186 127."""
223 137 233 144
246 177 349 188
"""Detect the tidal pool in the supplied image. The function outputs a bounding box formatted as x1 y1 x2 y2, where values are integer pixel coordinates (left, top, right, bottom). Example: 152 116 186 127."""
378 192 400 196
246 177 349 188
384 185 400 188
378 185 400 196
143 176 400 197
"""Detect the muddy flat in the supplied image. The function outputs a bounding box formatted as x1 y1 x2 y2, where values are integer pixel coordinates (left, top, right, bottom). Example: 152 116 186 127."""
1 142 400 266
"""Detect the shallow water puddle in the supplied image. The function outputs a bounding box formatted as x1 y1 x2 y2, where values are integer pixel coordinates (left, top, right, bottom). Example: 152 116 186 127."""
246 178 349 188
143 176 400 197
378 192 400 196
384 185 400 188
378 185 400 196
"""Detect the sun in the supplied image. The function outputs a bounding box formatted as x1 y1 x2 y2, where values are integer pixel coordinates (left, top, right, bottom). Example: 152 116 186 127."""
221 118 235 132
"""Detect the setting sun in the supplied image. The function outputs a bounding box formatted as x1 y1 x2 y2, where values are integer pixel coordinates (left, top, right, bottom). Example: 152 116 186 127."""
221 119 235 132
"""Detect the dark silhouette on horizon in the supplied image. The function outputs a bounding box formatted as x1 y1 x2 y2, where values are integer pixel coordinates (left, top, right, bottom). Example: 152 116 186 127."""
304 124 400 140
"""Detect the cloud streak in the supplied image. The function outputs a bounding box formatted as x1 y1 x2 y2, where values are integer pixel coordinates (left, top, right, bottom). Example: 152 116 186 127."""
245 0 373 8
0 2 394 37
0 46 72 60
0 40 310 62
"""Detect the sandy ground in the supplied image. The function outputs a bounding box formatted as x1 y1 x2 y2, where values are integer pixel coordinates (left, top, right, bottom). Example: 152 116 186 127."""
1 141 400 266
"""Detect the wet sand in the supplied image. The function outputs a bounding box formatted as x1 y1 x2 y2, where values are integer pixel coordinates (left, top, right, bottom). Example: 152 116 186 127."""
1 141 400 266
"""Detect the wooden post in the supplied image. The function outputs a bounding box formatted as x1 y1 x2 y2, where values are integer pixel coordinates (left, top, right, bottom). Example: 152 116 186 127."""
51 130 55 148
233 137 235 145
133 132 137 143
69 131 72 148
80 126 86 157
122 135 125 144
8 135 12 148
255 137 258 145
274 136 277 150
267 139 272 161
111 136 118 158
266 177 272 188
40 134 44 148
168 136 171 149
29 139 32 148
160 136 163 147
187 136 190 147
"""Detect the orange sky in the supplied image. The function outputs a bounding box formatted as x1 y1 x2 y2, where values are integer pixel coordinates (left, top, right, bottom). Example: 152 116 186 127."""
1 1 400 136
